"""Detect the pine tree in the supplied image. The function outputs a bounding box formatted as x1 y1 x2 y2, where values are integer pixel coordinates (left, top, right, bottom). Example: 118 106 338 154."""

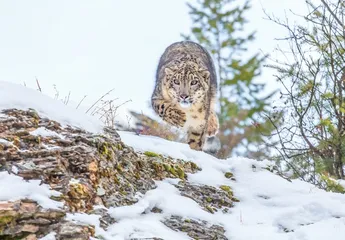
265 0 345 191
183 0 276 158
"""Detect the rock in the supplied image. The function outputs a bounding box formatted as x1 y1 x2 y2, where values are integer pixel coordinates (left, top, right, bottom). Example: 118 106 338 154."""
0 109 237 239
164 215 227 240
0 199 73 239
57 222 95 240
0 109 199 213
175 182 234 214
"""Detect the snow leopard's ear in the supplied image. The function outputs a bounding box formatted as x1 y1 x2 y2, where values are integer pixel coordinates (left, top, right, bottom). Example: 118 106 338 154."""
199 69 210 83
164 67 174 77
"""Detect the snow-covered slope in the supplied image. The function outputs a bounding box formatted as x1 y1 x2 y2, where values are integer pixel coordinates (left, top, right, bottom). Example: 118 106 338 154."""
0 81 102 133
1 81 345 240
115 132 345 240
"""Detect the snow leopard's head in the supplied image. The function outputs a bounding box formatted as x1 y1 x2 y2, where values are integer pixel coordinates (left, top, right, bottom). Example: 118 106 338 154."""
163 61 210 108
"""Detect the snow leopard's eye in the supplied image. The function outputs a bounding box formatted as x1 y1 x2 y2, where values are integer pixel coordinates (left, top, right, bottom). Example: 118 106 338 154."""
191 79 199 85
173 78 180 85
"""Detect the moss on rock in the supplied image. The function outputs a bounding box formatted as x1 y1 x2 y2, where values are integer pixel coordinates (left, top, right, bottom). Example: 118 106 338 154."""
144 151 160 157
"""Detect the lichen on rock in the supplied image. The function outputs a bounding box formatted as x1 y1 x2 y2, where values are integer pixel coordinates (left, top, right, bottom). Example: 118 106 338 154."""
0 109 238 240
163 215 227 240
175 182 234 214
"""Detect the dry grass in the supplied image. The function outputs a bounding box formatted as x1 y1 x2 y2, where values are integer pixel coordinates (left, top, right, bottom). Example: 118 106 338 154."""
89 98 132 128
28 79 132 129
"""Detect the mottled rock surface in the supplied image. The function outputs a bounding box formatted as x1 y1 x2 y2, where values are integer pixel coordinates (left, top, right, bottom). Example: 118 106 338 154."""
0 109 236 239
164 215 227 240
0 200 94 240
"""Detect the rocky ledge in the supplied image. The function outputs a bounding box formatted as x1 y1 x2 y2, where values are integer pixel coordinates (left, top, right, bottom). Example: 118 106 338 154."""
0 109 237 240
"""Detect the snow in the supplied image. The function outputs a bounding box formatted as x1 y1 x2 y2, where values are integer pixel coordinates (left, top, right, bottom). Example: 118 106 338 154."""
1 80 345 240
0 171 63 209
38 232 56 240
117 131 345 240
0 81 103 133
107 215 190 240
0 138 12 146
66 213 112 239
337 179 345 189
30 127 65 139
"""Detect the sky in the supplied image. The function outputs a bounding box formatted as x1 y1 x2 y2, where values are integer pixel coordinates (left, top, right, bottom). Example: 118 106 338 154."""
0 0 308 120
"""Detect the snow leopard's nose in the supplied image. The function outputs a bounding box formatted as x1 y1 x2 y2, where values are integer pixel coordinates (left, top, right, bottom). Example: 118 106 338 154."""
180 94 189 101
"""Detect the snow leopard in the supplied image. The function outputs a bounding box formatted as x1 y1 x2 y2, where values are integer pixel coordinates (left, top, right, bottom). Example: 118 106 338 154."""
151 41 218 151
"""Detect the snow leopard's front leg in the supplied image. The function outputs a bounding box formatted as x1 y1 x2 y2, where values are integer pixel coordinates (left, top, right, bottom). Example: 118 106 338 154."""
186 123 206 151
151 98 186 127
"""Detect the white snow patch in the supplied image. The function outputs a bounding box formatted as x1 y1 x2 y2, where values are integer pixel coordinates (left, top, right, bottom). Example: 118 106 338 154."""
110 180 213 222
41 143 61 150
67 213 112 240
38 232 56 240
107 214 191 240
117 131 345 240
337 179 345 189
30 127 65 139
0 138 12 146
11 165 19 174
0 81 103 133
0 172 63 209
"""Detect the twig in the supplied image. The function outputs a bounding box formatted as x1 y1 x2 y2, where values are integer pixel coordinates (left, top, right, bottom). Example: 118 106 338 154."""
126 115 132 129
85 88 114 114
64 91 71 105
320 0 343 29
53 84 59 100
35 77 42 92
76 95 87 109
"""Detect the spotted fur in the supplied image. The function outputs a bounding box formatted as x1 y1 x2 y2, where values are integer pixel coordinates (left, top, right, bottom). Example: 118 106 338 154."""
151 41 219 151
